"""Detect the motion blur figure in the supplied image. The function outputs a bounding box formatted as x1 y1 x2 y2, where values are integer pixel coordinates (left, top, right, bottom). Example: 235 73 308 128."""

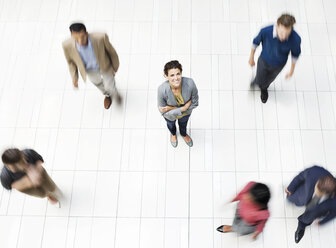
286 166 336 243
1 148 62 207
62 23 121 109
216 182 271 240
249 13 301 103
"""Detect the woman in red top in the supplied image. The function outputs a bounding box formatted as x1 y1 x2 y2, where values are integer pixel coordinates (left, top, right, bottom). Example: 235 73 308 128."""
217 182 271 240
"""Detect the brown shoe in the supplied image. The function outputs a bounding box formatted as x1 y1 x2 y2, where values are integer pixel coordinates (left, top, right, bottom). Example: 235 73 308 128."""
104 96 112 109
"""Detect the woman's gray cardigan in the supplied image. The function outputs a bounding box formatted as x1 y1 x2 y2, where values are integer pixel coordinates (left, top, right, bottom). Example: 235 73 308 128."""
157 77 199 121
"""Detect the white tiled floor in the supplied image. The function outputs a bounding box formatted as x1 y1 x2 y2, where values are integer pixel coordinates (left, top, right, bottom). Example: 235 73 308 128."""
1 0 336 247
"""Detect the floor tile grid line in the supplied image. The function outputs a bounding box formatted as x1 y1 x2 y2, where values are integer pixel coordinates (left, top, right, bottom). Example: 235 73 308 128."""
138 2 155 247
227 5 240 244
323 2 336 131
161 0 174 246
27 169 325 173
0 19 330 24
5 127 336 132
7 87 336 94
63 61 88 248
0 0 4 19
286 2 316 246
83 88 104 248
38 3 78 246
188 0 193 247
37 2 66 247
317 1 336 245
12 11 48 247
0 215 309 220
207 3 216 247
0 23 16 214
247 2 266 246
14 1 49 247
112 1 134 246
81 13 113 248
302 1 328 167
273 60 291 248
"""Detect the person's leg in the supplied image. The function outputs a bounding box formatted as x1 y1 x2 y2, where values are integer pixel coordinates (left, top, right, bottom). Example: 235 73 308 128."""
253 57 271 103
177 115 190 137
165 118 178 147
177 115 193 147
230 208 256 235
39 168 61 204
217 207 238 233
87 70 106 94
88 69 115 109
254 57 284 103
101 67 117 98
294 203 329 243
253 56 269 88
259 64 285 91
165 118 177 135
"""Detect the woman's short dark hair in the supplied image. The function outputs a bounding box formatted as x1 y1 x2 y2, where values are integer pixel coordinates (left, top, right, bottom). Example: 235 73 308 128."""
2 148 24 164
317 175 336 195
277 14 296 28
250 183 271 209
164 60 183 76
69 23 86 33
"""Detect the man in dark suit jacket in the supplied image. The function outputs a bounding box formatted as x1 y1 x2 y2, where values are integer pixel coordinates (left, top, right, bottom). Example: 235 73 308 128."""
285 166 336 243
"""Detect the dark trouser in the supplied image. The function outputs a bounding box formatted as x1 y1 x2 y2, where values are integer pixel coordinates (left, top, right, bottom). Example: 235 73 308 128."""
297 199 336 230
164 115 190 136
253 56 285 90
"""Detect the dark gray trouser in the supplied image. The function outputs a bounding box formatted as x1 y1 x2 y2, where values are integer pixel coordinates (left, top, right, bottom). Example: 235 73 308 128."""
298 197 336 230
253 56 285 90
231 208 256 235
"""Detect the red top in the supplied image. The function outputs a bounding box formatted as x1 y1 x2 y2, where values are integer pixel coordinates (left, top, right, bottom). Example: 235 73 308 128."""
232 181 270 234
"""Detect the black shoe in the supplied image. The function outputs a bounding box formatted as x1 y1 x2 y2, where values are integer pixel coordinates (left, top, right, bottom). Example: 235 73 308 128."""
260 89 268 103
216 225 224 233
295 227 305 243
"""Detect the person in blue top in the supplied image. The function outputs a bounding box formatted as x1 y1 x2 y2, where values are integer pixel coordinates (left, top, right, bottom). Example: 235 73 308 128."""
249 14 301 103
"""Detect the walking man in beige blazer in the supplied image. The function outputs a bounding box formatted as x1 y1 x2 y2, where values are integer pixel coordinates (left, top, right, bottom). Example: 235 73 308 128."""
62 23 121 109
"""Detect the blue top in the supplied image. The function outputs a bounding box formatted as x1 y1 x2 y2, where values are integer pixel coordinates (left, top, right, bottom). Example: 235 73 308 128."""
253 25 301 67
76 37 99 71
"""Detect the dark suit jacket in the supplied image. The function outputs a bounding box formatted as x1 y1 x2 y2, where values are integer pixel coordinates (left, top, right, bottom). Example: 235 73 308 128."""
287 165 332 206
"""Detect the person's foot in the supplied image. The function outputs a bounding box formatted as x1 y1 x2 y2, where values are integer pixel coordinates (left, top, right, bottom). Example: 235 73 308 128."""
182 135 193 147
170 134 178 148
260 89 268 103
47 195 60 208
104 96 112 109
216 225 231 233
295 227 305 243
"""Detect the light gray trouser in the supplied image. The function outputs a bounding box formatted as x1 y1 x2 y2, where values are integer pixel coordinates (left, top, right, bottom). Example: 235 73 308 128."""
86 67 116 97
231 208 256 235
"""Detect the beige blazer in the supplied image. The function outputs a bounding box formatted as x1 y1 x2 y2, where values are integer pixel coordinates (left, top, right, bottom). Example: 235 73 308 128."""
62 32 119 83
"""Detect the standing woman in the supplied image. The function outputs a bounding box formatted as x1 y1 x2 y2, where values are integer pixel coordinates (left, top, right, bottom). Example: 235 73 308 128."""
157 60 199 147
